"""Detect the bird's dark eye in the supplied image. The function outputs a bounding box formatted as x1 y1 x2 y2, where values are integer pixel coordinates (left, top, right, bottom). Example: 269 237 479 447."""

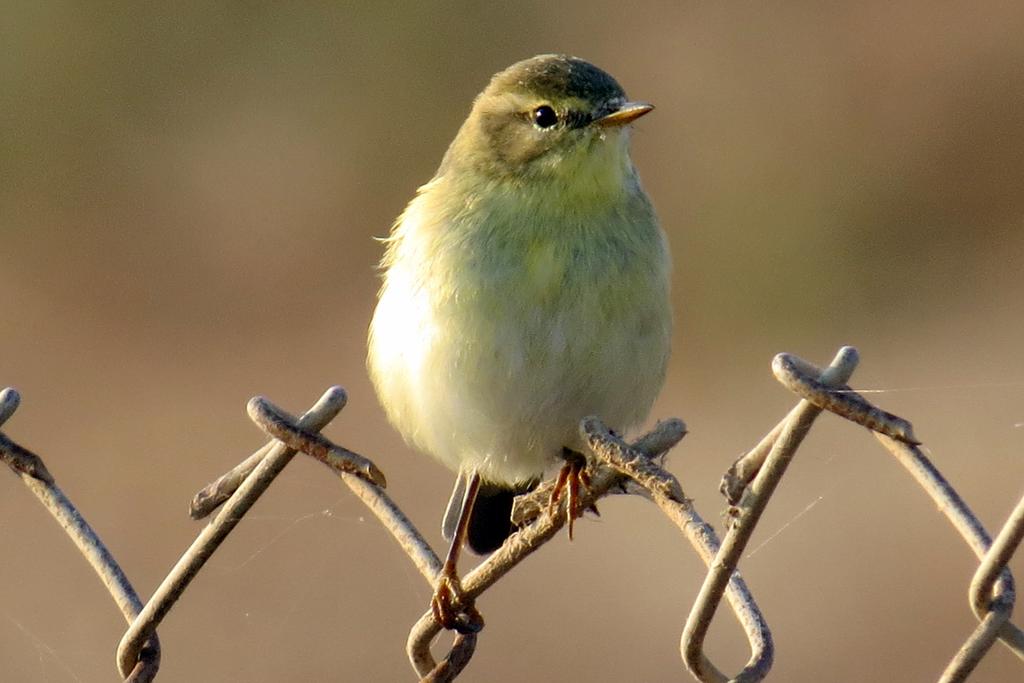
532 105 558 129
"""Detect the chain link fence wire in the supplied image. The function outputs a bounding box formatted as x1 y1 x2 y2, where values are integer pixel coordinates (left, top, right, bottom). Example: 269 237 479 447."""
2 347 1023 682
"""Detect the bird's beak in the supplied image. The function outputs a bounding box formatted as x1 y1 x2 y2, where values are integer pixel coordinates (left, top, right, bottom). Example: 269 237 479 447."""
595 101 654 127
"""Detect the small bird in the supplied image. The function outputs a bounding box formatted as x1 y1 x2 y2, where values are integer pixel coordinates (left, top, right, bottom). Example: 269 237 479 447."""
368 54 671 630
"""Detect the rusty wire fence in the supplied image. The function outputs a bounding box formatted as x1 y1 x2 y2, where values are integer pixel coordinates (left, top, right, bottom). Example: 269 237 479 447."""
2 345 1023 682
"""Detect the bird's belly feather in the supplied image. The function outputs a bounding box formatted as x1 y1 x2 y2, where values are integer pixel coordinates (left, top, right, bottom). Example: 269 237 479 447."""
369 237 669 485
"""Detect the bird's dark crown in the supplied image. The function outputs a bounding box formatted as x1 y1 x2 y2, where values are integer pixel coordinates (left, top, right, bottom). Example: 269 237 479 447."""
484 54 626 108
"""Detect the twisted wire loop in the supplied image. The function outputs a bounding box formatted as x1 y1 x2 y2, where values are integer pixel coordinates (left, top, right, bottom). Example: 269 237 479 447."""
189 389 356 519
873 436 1024 682
246 395 442 582
950 489 1024 680
582 417 774 683
682 347 860 682
406 418 690 681
117 387 350 677
244 394 476 681
770 349 1024 683
408 611 478 683
201 393 449 678
0 388 161 682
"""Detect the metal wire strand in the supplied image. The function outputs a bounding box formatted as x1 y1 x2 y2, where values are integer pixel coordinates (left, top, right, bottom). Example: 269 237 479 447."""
682 347 860 682
582 416 773 683
768 351 1024 681
875 436 1024 682
246 395 442 584
942 489 1024 680
774 353 919 444
189 388 350 519
116 387 348 677
406 418 688 679
408 611 478 682
0 388 161 682
236 394 450 679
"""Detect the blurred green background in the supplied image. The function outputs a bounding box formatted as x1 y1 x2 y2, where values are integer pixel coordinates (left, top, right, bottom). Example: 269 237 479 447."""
2 2 1024 681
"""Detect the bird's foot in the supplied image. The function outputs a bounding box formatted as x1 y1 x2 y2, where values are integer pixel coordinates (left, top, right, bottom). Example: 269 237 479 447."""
431 572 484 635
548 451 598 540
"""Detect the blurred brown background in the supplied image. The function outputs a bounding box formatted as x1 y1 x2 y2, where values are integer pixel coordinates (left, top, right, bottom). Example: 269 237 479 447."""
3 2 1024 681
